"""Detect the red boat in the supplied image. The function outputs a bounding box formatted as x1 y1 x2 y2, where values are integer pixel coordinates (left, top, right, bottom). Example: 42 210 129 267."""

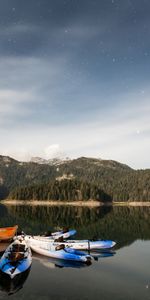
0 225 18 241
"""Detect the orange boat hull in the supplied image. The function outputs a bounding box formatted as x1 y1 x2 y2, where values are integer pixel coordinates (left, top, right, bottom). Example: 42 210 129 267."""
0 225 18 241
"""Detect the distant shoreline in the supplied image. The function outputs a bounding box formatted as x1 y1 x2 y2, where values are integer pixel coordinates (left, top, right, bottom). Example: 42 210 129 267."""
1 200 105 207
1 200 150 207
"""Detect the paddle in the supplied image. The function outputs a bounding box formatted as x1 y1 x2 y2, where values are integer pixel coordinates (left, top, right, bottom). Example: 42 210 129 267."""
88 240 90 254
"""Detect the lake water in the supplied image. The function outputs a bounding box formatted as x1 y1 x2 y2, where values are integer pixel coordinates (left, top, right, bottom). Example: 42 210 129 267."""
0 204 150 300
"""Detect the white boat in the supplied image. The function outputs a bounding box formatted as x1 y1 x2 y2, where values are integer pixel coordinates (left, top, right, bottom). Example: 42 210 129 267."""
25 236 91 264
19 229 76 240
42 229 76 239
0 238 32 279
25 235 116 250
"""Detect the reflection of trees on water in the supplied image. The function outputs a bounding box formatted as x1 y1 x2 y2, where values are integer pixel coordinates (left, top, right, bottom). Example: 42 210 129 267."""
0 204 8 218
4 205 112 233
0 204 17 227
0 205 150 249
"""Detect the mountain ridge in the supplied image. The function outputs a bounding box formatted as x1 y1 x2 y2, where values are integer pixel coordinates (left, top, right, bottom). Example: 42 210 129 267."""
0 154 150 201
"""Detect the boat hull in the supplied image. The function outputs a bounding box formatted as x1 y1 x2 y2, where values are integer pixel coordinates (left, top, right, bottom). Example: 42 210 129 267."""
25 235 116 250
42 229 76 240
26 237 91 264
0 226 18 242
0 239 32 279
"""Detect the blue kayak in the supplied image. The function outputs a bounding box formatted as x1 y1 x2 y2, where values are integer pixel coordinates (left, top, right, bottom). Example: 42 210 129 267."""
25 237 92 264
0 238 32 279
25 235 116 250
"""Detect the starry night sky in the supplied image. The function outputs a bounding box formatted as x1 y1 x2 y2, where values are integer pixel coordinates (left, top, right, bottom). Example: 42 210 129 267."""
0 0 150 168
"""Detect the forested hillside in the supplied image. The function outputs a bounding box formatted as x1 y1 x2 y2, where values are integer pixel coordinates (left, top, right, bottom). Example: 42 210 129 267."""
0 155 150 202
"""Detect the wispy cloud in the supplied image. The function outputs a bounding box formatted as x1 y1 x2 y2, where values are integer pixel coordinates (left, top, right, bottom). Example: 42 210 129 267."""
0 0 149 168
0 89 33 115
1 87 149 168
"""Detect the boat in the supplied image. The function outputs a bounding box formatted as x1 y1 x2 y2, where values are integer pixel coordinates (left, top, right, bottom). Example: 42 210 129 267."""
0 226 18 242
25 236 91 264
42 228 76 239
24 235 116 250
18 228 76 240
0 238 32 279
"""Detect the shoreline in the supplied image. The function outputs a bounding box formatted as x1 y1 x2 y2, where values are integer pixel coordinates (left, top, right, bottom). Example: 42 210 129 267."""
1 200 150 207
0 200 105 207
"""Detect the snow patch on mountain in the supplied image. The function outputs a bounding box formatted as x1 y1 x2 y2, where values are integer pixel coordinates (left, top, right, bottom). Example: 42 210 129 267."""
30 156 71 166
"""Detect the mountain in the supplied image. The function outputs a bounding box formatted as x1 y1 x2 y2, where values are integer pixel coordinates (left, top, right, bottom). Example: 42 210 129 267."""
30 156 70 166
0 155 150 202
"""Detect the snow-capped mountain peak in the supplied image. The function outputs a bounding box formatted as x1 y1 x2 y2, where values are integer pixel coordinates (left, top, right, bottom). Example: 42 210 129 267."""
30 156 71 166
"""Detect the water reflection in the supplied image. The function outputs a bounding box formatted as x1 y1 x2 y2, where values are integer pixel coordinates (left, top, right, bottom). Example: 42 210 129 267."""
0 204 150 300
90 249 116 259
0 242 9 254
33 253 91 269
32 249 116 269
0 204 150 250
0 268 30 295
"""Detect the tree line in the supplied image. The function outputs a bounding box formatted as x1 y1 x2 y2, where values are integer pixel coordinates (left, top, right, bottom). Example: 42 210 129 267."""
0 156 150 201
9 179 111 202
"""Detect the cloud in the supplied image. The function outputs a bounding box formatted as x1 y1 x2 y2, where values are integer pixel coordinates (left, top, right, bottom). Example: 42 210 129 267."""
0 0 149 169
3 148 31 162
1 89 149 169
0 55 71 126
44 144 65 159
0 53 149 169
0 89 33 115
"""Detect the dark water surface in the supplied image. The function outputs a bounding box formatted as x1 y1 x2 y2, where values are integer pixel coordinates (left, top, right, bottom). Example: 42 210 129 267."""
0 204 150 299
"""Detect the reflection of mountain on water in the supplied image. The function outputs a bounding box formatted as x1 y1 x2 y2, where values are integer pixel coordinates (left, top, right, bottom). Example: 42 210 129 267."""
1 205 150 249
5 205 112 234
0 268 30 295
104 206 150 249
0 204 17 227
0 204 8 218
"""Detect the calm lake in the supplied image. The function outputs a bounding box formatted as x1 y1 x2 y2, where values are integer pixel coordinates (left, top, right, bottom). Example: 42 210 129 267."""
0 204 150 300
